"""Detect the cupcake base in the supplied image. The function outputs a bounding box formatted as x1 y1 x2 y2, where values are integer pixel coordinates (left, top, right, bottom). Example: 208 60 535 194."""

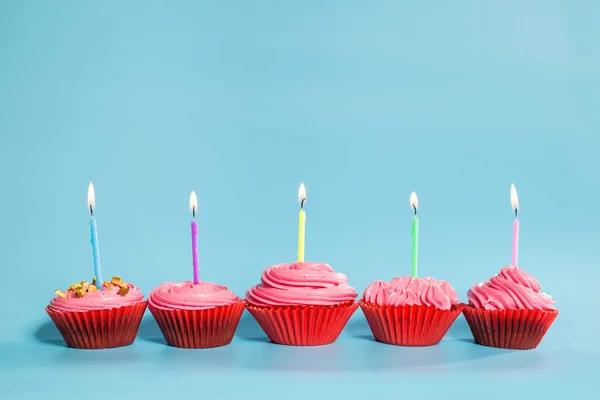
46 302 147 349
246 301 358 346
359 301 462 346
461 304 559 350
148 300 246 348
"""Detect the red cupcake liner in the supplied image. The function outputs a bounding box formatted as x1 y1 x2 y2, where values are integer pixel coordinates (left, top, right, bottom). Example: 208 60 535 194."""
461 303 559 350
45 302 147 349
359 300 463 346
148 300 246 348
246 301 358 346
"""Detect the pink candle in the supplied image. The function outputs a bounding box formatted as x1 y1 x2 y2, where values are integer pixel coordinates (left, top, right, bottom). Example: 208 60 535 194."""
192 220 199 284
512 218 519 267
190 191 199 284
510 184 519 267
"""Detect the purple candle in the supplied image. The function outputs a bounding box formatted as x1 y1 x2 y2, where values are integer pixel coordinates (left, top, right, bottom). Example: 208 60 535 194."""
190 191 199 284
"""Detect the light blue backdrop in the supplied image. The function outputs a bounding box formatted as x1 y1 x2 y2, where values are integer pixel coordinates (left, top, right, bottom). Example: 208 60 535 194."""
0 0 598 398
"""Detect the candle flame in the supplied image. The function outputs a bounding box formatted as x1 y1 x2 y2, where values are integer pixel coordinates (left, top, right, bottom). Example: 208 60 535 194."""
510 184 519 215
410 191 418 212
298 183 306 206
189 191 198 215
87 182 95 211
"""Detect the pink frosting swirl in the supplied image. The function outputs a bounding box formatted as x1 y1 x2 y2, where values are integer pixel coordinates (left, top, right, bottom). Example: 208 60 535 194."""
148 281 241 310
363 276 458 310
467 266 555 311
245 262 358 306
48 284 145 312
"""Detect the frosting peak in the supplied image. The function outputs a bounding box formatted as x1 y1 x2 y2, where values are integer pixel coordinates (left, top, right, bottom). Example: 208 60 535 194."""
148 281 240 310
363 276 458 310
245 262 358 306
467 266 555 311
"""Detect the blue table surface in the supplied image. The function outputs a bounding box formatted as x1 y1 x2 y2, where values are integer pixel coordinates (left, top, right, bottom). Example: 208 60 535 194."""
2 1 600 398
0 312 596 400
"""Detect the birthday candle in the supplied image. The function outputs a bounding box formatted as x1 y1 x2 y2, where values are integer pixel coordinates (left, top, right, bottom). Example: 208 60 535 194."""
87 182 103 289
511 184 519 267
190 191 199 284
297 183 306 262
410 192 419 278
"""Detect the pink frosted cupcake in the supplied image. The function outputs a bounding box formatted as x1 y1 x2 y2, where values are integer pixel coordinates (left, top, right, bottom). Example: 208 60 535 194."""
360 276 462 346
46 277 146 349
462 266 558 350
148 281 245 348
246 262 358 346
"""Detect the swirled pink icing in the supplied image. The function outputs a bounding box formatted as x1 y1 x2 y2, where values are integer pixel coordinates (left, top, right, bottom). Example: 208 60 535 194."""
148 281 241 310
363 276 458 310
245 262 358 306
467 266 555 311
48 284 144 312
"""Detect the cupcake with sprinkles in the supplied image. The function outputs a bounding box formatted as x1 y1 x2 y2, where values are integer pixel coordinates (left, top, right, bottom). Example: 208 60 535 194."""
46 183 146 349
359 192 462 346
47 277 146 349
245 184 359 346
147 191 245 348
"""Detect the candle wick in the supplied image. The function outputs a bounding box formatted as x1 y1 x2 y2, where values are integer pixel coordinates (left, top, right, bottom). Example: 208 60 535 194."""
90 205 94 217
515 208 518 219
413 206 417 216
192 208 196 219
300 198 305 210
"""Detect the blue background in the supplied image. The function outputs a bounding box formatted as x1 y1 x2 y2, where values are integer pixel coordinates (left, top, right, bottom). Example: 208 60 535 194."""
1 0 598 398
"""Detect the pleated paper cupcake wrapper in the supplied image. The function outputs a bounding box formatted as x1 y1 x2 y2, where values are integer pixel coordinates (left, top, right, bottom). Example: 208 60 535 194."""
359 301 463 346
246 301 358 346
461 304 558 350
148 300 246 348
46 302 147 349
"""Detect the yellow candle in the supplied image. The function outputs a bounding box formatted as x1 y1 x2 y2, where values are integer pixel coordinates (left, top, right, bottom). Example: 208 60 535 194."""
297 183 306 262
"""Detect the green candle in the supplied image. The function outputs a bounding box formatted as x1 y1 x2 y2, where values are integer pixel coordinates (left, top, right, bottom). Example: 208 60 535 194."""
410 192 419 277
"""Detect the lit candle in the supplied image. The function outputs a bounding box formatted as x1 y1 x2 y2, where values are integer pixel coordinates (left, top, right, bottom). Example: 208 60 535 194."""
511 184 519 267
297 183 306 262
190 191 199 284
88 182 103 289
410 192 419 278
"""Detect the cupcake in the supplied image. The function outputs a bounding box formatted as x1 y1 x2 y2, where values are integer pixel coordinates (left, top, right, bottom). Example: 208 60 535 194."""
148 281 245 348
46 276 146 349
462 266 558 350
246 262 358 346
360 276 462 346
